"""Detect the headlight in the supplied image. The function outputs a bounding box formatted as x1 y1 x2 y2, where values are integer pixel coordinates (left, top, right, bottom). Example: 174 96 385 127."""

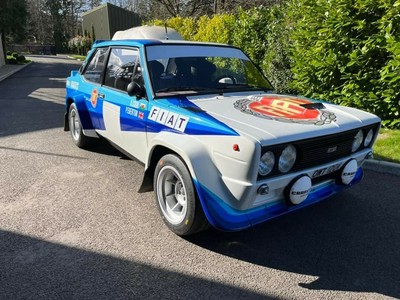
364 129 374 147
279 145 297 173
259 151 275 176
352 130 364 152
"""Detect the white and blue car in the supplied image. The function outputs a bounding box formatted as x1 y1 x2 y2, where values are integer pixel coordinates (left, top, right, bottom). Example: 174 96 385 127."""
65 26 381 235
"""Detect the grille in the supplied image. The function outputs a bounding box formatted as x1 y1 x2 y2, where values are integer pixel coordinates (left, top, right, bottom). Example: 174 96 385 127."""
259 123 379 179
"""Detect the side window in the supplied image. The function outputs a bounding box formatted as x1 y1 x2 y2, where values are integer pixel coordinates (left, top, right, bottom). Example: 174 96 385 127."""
82 47 109 84
104 48 140 92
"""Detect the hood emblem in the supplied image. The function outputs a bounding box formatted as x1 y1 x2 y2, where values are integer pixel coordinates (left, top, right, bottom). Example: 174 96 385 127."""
234 95 336 125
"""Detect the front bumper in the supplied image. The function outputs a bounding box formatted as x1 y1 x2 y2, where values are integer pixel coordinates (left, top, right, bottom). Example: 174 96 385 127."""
195 159 366 232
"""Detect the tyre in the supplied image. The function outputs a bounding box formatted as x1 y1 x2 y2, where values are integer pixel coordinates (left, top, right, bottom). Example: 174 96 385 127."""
68 102 96 148
154 154 209 236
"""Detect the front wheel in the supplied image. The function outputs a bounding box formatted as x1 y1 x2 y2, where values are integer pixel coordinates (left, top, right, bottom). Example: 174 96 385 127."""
154 154 209 236
68 102 97 148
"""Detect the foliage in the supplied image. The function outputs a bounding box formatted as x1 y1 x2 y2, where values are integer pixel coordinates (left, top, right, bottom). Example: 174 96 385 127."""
0 0 28 58
6 58 17 65
6 51 28 65
149 6 292 92
231 7 293 92
289 0 400 128
194 14 235 44
68 35 93 56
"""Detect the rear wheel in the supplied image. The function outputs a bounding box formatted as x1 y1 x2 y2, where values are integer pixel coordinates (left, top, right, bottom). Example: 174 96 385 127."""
154 154 209 236
68 102 96 148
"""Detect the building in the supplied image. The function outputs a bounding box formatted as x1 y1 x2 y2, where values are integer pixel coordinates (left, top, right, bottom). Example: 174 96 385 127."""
82 3 141 40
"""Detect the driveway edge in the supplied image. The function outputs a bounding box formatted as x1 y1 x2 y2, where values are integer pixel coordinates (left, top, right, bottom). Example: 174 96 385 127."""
0 62 32 82
363 159 400 176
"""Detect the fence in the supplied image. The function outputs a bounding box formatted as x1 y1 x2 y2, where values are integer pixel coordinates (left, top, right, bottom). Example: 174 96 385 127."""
8 44 56 55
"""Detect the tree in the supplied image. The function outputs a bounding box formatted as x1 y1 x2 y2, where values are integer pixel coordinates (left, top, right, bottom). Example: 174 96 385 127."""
152 0 213 18
0 0 28 59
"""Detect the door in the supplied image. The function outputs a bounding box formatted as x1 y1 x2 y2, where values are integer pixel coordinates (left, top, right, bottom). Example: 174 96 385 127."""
99 47 149 163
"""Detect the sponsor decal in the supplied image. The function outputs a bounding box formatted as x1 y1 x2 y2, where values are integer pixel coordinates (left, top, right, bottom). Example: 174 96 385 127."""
139 103 146 110
149 106 189 133
234 95 336 125
129 100 139 109
138 111 145 119
125 107 138 117
91 89 98 108
71 81 79 90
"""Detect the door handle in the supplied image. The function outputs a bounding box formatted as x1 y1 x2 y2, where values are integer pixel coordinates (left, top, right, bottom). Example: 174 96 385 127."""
98 93 105 99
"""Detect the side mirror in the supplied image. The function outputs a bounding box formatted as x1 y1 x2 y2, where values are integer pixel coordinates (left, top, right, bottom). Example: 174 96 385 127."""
127 81 145 98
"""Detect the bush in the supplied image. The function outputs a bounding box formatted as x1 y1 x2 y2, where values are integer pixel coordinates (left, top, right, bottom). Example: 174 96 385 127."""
149 7 293 93
148 0 400 127
7 58 17 65
6 51 12 56
12 52 19 58
16 55 25 63
289 0 400 128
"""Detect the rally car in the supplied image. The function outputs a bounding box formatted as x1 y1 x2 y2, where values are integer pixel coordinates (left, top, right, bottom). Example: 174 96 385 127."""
65 26 381 236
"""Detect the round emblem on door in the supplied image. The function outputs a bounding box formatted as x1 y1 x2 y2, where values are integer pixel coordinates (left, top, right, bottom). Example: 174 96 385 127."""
91 89 98 108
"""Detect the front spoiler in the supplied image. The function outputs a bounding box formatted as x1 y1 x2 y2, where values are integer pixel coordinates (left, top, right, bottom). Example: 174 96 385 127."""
195 167 363 231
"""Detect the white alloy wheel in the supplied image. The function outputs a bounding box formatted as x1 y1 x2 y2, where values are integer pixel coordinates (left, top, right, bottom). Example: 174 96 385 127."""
154 154 209 236
156 165 188 225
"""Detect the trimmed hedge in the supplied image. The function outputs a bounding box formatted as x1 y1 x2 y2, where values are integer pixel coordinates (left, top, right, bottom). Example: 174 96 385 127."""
289 0 400 128
149 1 400 128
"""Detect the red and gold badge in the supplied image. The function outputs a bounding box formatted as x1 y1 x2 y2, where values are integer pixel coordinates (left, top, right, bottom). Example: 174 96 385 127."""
91 89 98 108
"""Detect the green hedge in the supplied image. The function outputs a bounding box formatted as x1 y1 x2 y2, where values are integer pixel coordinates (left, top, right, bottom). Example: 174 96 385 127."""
289 0 400 128
149 1 400 128
149 7 292 93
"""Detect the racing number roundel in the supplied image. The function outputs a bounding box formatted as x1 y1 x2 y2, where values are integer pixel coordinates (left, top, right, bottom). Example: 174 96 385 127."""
234 95 336 125
91 89 98 108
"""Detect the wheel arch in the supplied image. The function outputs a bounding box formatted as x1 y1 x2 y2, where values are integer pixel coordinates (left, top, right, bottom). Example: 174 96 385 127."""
139 136 221 229
64 97 74 131
65 96 97 136
138 145 180 193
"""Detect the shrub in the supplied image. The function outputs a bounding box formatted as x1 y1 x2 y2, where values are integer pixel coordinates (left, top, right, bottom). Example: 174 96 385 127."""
16 55 25 63
7 58 17 64
147 0 400 127
289 0 400 128
12 52 19 58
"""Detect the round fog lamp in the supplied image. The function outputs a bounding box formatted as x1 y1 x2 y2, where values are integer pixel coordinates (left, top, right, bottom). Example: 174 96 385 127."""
340 159 358 185
286 175 311 205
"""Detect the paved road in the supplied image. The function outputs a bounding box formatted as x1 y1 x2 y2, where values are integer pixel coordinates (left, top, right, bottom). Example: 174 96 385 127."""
0 55 399 300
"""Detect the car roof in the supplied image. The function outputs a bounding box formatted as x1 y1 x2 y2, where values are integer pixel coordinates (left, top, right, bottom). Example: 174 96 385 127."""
91 39 231 49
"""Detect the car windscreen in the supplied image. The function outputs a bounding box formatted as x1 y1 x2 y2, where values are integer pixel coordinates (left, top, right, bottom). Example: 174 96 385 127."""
145 44 274 97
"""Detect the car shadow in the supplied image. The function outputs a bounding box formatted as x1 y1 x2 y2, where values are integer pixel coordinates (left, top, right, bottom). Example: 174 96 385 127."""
187 171 400 298
0 230 272 299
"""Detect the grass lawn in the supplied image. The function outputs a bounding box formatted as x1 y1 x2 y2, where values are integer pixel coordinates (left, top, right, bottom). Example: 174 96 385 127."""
68 54 86 61
373 128 400 164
